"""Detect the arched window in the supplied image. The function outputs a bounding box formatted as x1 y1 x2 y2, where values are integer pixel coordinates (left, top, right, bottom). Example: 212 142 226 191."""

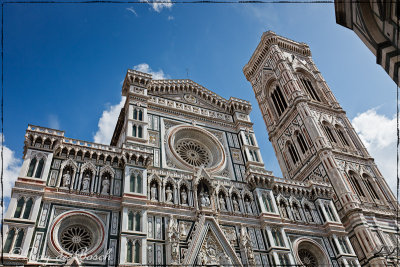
128 211 134 231
138 126 143 138
127 240 133 262
34 158 45 178
130 174 136 192
136 174 142 193
287 142 300 164
133 109 138 120
135 213 141 231
322 123 337 143
279 200 289 219
22 198 33 219
364 179 380 200
138 110 143 121
270 85 288 116
348 172 365 197
296 131 308 154
4 228 16 253
134 241 140 263
27 158 37 177
262 193 274 212
325 202 336 221
292 203 302 221
278 253 290 266
336 127 350 147
300 77 321 102
271 228 285 247
338 237 350 254
14 230 24 253
14 198 25 218
132 125 137 137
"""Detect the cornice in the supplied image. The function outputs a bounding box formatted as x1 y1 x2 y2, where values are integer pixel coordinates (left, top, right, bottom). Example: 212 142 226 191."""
243 31 312 82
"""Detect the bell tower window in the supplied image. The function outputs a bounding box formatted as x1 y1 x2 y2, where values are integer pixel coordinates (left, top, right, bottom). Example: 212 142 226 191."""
271 85 288 116
287 142 299 164
300 77 321 102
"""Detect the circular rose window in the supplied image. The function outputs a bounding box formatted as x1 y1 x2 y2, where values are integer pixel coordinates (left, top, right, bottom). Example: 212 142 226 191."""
167 125 226 172
60 225 93 253
298 249 318 267
50 211 105 256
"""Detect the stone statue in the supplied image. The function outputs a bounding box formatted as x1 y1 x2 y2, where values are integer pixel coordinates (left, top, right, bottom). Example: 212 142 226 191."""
166 186 173 203
293 206 302 221
179 222 188 239
62 170 71 188
232 197 239 212
151 184 157 201
101 178 110 194
280 203 288 218
81 173 90 192
245 198 252 214
219 196 226 211
168 216 180 264
240 227 256 266
200 191 206 207
204 191 210 207
181 188 188 205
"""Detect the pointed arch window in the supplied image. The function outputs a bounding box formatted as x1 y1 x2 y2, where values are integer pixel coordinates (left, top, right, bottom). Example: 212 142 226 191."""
338 237 350 254
4 228 15 253
14 229 24 253
34 158 45 178
14 198 25 218
296 131 308 154
22 198 33 219
135 213 141 231
287 142 300 165
127 240 133 263
300 77 321 102
325 202 336 221
322 123 337 143
271 228 285 247
132 125 137 137
134 241 140 263
138 110 143 121
364 178 380 200
133 109 138 120
336 128 350 147
278 253 290 266
262 193 274 212
128 211 134 231
130 172 142 193
138 126 143 138
27 158 37 177
271 85 288 116
348 173 365 197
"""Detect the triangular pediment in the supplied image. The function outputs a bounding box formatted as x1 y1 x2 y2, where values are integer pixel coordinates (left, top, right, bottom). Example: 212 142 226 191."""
183 216 242 266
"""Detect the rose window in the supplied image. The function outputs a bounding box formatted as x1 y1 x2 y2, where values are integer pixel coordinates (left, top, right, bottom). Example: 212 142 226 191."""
167 125 226 172
60 225 92 253
298 249 318 267
175 139 211 167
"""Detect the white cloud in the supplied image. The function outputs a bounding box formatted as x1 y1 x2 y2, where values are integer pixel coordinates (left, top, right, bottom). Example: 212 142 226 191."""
133 63 168 80
352 109 397 195
93 97 126 145
126 7 138 16
0 135 22 199
140 0 173 13
48 114 60 129
167 15 174 20
93 63 167 144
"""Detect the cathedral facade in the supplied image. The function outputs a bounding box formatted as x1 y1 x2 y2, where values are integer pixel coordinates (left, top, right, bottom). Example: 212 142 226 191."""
1 32 398 266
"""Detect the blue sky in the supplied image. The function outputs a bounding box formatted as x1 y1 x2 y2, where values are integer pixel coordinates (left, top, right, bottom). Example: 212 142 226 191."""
2 2 398 205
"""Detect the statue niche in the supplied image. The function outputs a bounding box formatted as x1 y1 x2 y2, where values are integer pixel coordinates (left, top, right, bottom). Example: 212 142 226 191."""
81 170 92 192
180 185 188 205
61 166 74 189
165 182 174 204
150 181 159 201
101 172 111 195
197 182 211 208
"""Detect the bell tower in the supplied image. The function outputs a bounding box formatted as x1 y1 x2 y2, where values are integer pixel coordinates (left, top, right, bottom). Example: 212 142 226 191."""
243 31 399 266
